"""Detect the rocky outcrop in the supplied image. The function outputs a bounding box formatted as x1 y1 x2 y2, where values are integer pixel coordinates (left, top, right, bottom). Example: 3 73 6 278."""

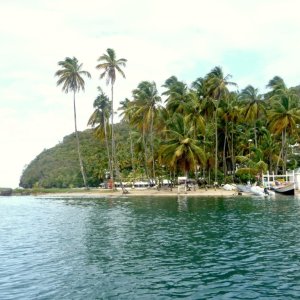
0 188 13 196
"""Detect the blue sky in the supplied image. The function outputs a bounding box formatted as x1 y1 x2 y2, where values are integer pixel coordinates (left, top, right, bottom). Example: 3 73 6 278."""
1 0 300 187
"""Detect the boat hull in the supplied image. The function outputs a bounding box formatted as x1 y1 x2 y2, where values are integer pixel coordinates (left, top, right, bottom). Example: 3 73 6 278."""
273 183 295 195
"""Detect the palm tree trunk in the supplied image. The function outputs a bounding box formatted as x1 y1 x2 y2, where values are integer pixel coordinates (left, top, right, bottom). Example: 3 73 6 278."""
203 134 206 180
283 128 287 174
73 91 88 188
113 149 127 193
231 129 236 179
129 130 135 173
214 110 218 184
276 131 284 174
223 122 228 177
111 84 115 189
254 123 257 148
142 127 151 183
104 117 112 181
150 108 156 181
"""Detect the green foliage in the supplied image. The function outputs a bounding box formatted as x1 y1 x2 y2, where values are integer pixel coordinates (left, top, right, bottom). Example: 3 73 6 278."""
235 168 257 183
22 60 300 187
20 130 108 188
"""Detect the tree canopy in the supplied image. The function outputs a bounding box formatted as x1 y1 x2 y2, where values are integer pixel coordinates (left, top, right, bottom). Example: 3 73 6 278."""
20 56 300 188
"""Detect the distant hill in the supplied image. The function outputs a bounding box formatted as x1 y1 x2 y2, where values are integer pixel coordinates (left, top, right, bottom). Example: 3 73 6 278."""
292 85 300 97
19 129 108 188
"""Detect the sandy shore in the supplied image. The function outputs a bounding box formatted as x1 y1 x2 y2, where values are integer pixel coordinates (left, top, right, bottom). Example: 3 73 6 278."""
38 187 237 198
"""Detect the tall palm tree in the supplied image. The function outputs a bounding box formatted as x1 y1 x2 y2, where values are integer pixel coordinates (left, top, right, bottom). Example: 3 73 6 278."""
218 92 240 177
119 98 136 175
87 87 112 179
205 66 237 183
267 88 300 173
96 48 127 187
259 130 281 172
55 57 91 188
131 81 161 180
240 85 266 147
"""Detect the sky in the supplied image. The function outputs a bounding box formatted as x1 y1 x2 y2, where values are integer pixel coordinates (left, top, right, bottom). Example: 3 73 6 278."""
1 0 300 188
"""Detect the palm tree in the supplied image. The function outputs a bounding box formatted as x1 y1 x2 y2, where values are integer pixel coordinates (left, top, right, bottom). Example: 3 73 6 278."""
119 98 136 175
218 92 240 178
191 76 207 100
55 57 91 188
205 66 237 184
159 113 205 192
259 130 281 172
96 48 127 187
162 76 190 114
240 85 266 147
87 87 112 179
131 81 161 180
266 76 287 95
267 88 300 173
185 91 205 139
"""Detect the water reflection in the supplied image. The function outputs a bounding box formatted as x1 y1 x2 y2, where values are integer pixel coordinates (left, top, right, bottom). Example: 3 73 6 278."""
1 195 300 299
177 195 188 212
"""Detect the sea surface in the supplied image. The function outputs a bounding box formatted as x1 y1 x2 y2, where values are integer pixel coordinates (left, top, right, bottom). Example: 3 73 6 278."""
1 195 300 299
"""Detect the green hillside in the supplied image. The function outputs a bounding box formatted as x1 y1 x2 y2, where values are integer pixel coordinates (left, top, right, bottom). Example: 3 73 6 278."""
20 129 109 188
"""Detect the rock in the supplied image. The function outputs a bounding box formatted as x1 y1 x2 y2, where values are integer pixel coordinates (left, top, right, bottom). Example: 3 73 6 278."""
0 188 13 196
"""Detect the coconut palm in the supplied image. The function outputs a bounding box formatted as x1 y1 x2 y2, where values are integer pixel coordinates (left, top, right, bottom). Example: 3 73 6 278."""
55 57 91 188
119 98 136 174
191 77 207 100
185 91 205 139
240 85 266 147
205 66 237 183
218 92 241 178
267 88 300 173
159 113 205 192
266 76 287 93
96 48 127 187
87 87 112 179
259 130 281 172
162 76 190 114
131 81 161 181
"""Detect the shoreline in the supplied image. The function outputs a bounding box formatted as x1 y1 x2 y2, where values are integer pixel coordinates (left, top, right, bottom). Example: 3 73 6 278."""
35 187 237 198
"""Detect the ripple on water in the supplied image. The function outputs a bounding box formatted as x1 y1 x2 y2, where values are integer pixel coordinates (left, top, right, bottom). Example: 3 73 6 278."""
1 196 300 299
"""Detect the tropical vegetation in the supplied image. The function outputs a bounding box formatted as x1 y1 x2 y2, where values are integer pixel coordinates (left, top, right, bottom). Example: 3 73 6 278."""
19 51 300 188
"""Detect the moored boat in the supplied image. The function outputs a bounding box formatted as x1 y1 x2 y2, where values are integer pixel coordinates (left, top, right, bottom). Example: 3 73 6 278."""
237 184 274 197
272 182 295 195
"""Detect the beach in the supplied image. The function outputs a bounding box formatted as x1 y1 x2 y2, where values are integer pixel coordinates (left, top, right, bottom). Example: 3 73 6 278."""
39 186 237 198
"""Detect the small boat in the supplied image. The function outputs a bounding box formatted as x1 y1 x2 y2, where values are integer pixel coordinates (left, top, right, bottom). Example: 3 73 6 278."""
272 182 295 195
237 184 251 194
237 184 274 197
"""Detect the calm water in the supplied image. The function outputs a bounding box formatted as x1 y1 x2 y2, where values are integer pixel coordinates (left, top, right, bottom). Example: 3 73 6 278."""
1 195 300 299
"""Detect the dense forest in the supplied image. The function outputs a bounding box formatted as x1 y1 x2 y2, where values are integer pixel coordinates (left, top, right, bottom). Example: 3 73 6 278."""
20 49 300 188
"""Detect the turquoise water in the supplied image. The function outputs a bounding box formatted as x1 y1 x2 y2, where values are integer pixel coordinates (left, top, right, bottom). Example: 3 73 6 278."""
1 195 300 299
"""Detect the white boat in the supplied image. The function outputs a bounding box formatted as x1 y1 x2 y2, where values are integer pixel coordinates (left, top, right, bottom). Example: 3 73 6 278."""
272 182 295 195
262 171 296 196
237 184 274 197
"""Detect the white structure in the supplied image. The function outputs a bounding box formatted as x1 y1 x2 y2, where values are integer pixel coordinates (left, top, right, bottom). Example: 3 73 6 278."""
262 170 300 190
178 176 187 185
